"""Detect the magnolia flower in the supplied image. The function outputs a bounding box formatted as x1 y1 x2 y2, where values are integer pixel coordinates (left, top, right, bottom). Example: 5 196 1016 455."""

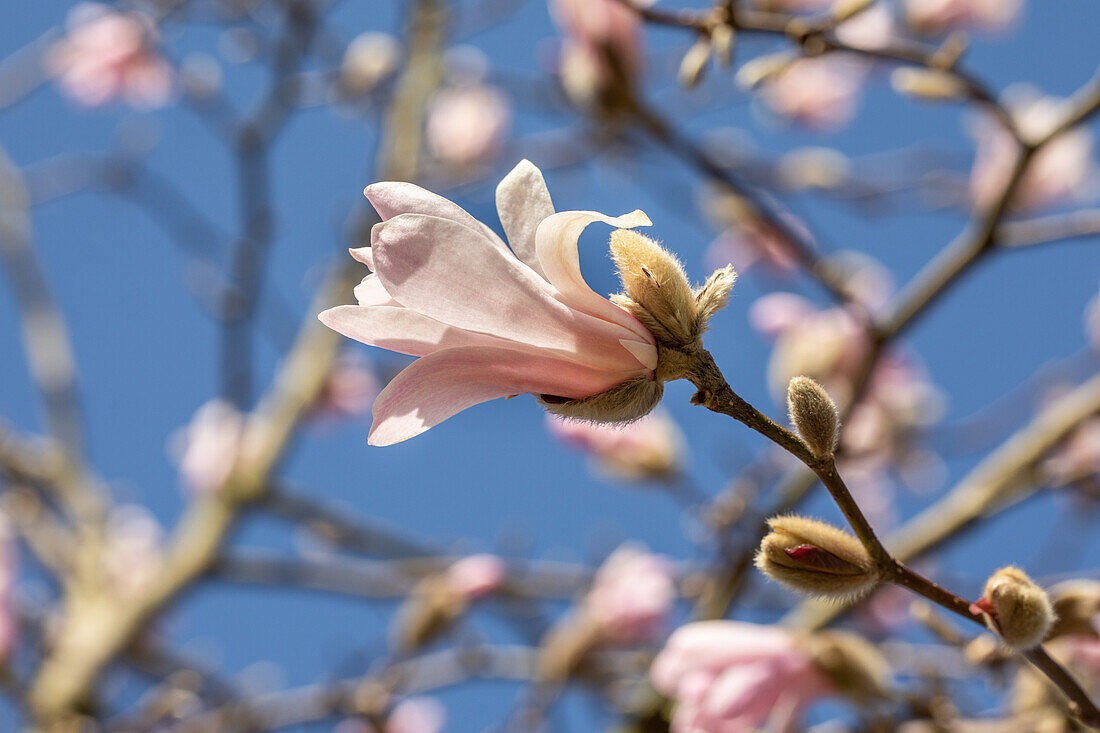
341 32 400 94
905 0 1023 33
47 3 173 108
172 399 260 494
1042 417 1100 486
334 697 446 733
970 91 1094 211
651 621 833 732
835 4 896 51
313 353 379 419
547 410 685 480
319 160 662 445
759 56 866 131
445 554 507 600
584 545 675 644
425 85 511 167
550 0 642 107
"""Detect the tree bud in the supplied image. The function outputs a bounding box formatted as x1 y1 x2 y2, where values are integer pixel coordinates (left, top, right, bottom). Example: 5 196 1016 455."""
755 515 878 600
891 67 966 101
678 38 712 89
972 566 1055 650
787 376 840 458
806 629 893 701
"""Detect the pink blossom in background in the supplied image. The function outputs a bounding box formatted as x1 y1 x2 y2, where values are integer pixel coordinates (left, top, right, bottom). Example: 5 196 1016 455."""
761 56 865 131
0 514 16 660
905 0 1023 34
333 697 446 733
1087 289 1100 351
313 353 379 420
445 554 507 600
173 399 253 494
835 4 897 51
48 3 173 108
650 620 832 732
969 91 1094 211
547 410 685 480
387 697 446 733
341 32 400 93
426 85 511 168
584 544 675 644
319 159 659 445
1043 417 1100 486
705 220 802 278
104 504 164 596
550 0 642 101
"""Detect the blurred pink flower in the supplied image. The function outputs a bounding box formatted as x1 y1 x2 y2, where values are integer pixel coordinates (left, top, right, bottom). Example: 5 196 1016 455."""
1043 417 1100 486
835 4 897 50
650 620 832 732
550 0 642 103
334 697 446 733
319 159 659 445
104 504 164 596
0 514 16 660
970 92 1094 211
426 85 511 168
173 399 261 494
705 220 802 278
1087 289 1100 351
48 3 173 108
761 56 865 131
547 410 685 480
584 544 675 644
445 554 507 600
314 353 379 419
905 0 1022 33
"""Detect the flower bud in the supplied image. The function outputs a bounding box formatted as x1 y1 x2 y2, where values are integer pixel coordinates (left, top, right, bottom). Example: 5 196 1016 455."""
678 38 712 89
805 629 893 702
755 515 878 600
787 376 840 458
1049 579 1100 638
610 229 736 355
972 566 1055 650
890 67 966 102
711 24 735 66
539 376 664 423
735 52 795 90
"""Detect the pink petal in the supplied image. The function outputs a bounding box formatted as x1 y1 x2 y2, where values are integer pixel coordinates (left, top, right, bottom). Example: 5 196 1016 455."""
371 213 650 372
350 246 374 269
367 346 637 445
319 305 505 357
364 181 507 253
353 274 398 306
495 159 556 277
535 209 656 343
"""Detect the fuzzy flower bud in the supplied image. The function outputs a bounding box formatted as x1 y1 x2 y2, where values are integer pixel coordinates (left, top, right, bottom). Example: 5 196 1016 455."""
609 229 736 378
787 376 840 458
890 67 966 101
756 515 878 600
678 38 712 89
806 629 893 702
972 566 1055 650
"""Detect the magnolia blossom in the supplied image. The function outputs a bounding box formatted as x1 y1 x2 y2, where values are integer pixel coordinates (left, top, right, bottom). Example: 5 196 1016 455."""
313 353 379 419
426 85 511 167
970 91 1094 211
173 399 260 493
319 160 659 445
547 410 685 480
651 621 832 732
760 56 866 131
905 0 1022 33
341 32 400 93
583 545 675 644
445 554 507 600
1042 417 1100 486
550 0 641 104
48 3 173 108
0 514 16 660
334 697 446 733
835 4 896 51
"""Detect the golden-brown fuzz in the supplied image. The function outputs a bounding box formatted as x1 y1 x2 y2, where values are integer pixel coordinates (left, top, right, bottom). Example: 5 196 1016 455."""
787 376 840 458
539 231 734 422
755 515 878 601
609 229 736 356
805 630 894 702
976 566 1056 650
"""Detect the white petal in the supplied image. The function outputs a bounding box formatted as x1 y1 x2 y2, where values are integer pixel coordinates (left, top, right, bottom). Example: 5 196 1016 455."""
495 159 555 278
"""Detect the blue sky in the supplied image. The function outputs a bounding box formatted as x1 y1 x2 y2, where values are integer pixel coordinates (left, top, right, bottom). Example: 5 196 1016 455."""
1 0 1099 729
